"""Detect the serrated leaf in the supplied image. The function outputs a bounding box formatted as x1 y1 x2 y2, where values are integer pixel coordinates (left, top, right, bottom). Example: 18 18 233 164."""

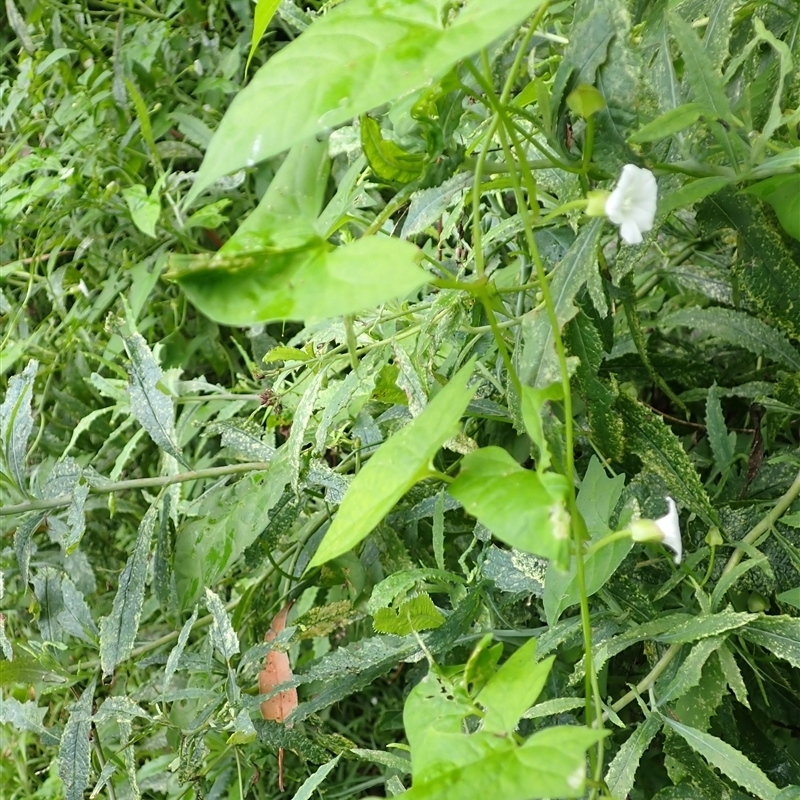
668 12 733 124
361 116 425 184
205 588 240 661
164 606 198 693
0 358 37 490
705 382 734 475
402 173 471 239
663 716 780 800
521 219 603 387
14 511 45 585
480 546 546 596
287 368 325 492
289 589 481 723
740 615 800 669
209 418 275 462
0 696 60 745
716 643 749 708
188 0 548 199
99 505 157 679
57 575 98 644
64 482 90 554
58 678 96 800
309 361 475 567
373 593 445 635
432 490 445 571
32 567 64 643
605 713 662 800
616 393 716 527
658 637 723 707
119 330 183 463
366 568 462 614
550 6 614 116
662 307 800 371
314 352 380 455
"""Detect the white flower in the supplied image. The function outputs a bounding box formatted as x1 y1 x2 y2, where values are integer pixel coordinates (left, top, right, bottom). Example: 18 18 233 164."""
654 497 682 564
605 164 657 245
629 497 683 564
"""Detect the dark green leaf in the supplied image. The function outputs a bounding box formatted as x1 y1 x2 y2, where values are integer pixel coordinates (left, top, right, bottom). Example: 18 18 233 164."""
741 616 800 669
605 713 662 800
663 716 780 800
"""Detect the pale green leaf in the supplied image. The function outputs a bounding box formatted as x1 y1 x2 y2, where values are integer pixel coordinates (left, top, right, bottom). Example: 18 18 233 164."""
58 678 96 800
174 456 290 606
0 696 60 745
290 755 342 800
246 0 281 75
521 219 603 387
121 184 160 238
449 446 570 562
57 575 98 644
205 588 239 662
164 606 198 694
402 173 471 239
432 490 445 571
373 593 445 635
287 368 325 492
658 176 732 215
477 639 553 735
366 568 462 614
188 0 547 200
717 643 749 708
119 330 184 463
0 358 37 490
309 361 475 567
99 505 157 678
628 102 706 143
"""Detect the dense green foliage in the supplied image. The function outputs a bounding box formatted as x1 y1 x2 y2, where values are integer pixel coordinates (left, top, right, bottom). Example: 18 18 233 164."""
2 0 800 798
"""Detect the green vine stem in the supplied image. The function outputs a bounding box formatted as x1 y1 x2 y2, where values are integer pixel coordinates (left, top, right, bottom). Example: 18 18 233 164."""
720 467 800 577
468 52 606 781
0 461 273 517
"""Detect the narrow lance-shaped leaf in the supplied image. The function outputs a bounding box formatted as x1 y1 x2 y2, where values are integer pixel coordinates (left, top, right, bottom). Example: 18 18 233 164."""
120 330 184 464
521 219 603 387
287 369 325 492
187 0 548 200
164 606 199 693
58 678 96 800
705 382 734 474
661 307 800 371
309 360 476 567
0 358 38 491
290 755 342 800
14 511 45 585
206 588 240 662
668 12 734 124
0 696 61 745
740 615 800 669
99 505 158 679
662 716 780 800
605 714 662 800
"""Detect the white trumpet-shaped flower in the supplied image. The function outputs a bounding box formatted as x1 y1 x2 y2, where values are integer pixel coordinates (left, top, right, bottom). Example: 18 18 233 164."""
629 496 683 564
605 164 657 245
